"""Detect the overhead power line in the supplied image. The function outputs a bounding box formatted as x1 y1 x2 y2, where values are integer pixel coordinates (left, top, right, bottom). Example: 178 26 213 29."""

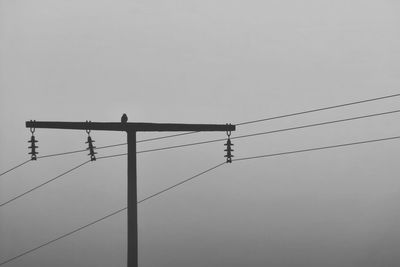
134 109 400 154
35 138 195 160
37 149 87 159
37 133 200 159
33 108 400 158
96 153 127 160
97 135 400 164
2 130 400 265
2 93 398 265
234 135 400 162
137 132 198 143
237 92 400 126
2 107 400 180
2 133 400 265
0 152 136 208
0 207 128 266
0 149 223 209
232 109 400 140
2 93 400 175
0 160 91 208
4 132 400 210
0 161 225 266
0 160 31 177
138 162 226 203
27 93 400 160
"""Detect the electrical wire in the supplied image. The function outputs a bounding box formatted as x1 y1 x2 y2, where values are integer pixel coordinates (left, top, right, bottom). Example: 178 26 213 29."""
0 161 90 208
3 93 400 264
2 104 400 181
15 108 400 162
3 92 396 165
0 153 135 208
35 133 201 159
96 153 127 160
5 129 399 210
0 151 220 208
0 159 31 177
35 136 197 159
0 161 225 266
134 109 400 154
237 92 400 126
137 132 198 143
38 149 87 159
232 109 400 140
138 162 226 203
20 93 400 161
0 154 132 209
40 108 400 157
234 135 400 162
0 207 127 266
36 146 123 160
3 132 400 265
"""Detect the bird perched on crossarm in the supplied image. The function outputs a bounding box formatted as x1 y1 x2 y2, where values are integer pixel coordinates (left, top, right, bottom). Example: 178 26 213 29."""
121 113 128 123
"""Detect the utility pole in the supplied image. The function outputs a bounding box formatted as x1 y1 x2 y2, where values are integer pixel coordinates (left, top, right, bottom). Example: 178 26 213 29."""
26 116 235 267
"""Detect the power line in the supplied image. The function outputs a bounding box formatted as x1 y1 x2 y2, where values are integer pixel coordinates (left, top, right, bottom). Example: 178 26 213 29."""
5 130 399 210
0 159 31 177
0 151 168 208
234 135 400 162
134 109 400 154
0 147 126 178
0 207 127 266
6 93 399 164
3 93 399 265
137 132 198 143
0 161 90 208
38 132 199 158
0 152 221 208
37 133 201 159
2 105 400 182
38 149 87 159
0 153 135 208
96 153 127 160
237 92 400 126
0 161 225 266
15 91 400 157
36 144 127 159
2 93 400 176
25 108 400 162
3 131 399 265
138 162 226 203
232 109 400 140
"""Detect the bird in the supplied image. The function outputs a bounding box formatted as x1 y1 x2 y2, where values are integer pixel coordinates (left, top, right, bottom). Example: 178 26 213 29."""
121 113 128 123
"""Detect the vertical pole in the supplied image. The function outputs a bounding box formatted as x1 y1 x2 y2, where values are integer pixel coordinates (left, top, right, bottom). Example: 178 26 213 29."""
127 130 138 267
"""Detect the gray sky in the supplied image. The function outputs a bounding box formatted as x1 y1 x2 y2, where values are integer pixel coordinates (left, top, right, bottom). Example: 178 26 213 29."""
1 0 400 266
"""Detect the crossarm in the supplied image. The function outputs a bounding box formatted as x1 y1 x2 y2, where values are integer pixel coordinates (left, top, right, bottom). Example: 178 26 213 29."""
26 121 235 132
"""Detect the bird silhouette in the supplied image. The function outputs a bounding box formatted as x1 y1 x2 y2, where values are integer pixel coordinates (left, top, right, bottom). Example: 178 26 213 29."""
121 113 128 123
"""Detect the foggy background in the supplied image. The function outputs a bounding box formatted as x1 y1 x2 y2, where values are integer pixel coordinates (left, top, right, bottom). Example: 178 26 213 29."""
1 0 400 266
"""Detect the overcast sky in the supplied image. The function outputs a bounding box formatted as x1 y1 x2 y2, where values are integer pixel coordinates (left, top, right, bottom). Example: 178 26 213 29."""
1 0 400 266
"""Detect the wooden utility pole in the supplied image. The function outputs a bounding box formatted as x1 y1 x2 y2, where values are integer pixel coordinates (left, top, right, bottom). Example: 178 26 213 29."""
26 117 235 267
